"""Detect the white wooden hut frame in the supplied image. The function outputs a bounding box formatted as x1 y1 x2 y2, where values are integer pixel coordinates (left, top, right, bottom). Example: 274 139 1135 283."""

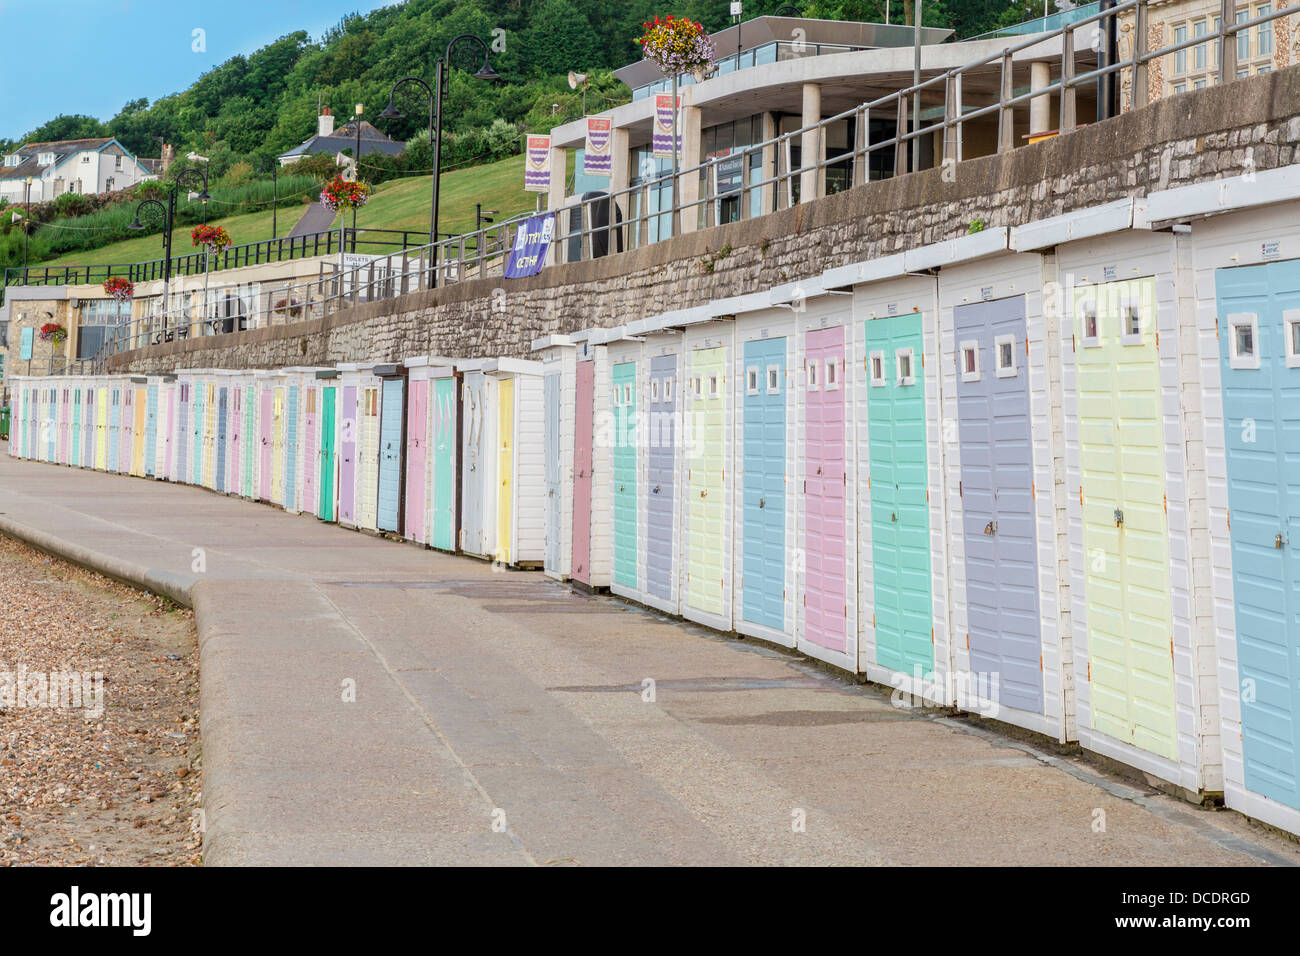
1056 224 1216 795
483 357 547 567
1183 185 1300 833
531 335 578 581
624 313 687 617
936 250 1069 739
727 301 799 649
602 326 648 603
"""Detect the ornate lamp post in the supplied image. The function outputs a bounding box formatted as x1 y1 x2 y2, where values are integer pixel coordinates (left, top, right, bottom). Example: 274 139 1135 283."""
380 32 501 286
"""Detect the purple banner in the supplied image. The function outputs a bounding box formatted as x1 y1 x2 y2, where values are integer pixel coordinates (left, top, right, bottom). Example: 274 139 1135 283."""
505 213 556 279
652 94 681 159
524 135 551 193
584 118 612 177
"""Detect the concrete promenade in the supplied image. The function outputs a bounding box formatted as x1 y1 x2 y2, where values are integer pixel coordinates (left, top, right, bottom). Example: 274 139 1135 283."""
1 445 1296 866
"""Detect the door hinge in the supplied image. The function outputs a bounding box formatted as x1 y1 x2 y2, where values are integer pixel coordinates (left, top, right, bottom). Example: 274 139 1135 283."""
1071 333 1076 353
1087 661 1091 681
959 479 962 498
1171 637 1175 659
931 628 935 644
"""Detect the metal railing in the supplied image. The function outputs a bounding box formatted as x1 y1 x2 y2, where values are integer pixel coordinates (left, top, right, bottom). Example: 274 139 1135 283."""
35 0 1300 373
2 227 433 289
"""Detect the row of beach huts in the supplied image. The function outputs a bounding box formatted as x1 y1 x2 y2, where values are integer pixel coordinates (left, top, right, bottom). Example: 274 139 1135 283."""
7 188 1300 839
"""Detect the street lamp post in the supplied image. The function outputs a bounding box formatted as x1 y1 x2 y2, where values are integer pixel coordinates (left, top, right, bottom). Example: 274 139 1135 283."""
352 103 364 240
22 177 31 271
380 33 500 287
127 195 174 347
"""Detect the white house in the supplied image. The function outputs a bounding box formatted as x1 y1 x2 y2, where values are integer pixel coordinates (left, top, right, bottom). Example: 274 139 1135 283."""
0 137 157 205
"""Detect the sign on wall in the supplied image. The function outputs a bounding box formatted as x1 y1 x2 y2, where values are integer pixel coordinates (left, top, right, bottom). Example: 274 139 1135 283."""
525 135 552 193
505 213 556 279
583 119 612 177
653 94 681 159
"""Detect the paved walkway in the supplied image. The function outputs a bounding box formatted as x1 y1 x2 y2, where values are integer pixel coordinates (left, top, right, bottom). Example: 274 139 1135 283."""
288 201 337 238
1 446 1297 866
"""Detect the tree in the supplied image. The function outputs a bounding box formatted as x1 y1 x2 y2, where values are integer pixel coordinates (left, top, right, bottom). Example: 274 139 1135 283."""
20 114 108 144
516 0 601 78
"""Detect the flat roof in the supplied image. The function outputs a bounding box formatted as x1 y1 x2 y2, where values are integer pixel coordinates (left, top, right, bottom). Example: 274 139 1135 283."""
613 17 953 90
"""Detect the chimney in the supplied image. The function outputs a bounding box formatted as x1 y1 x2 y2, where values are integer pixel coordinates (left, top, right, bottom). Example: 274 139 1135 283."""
161 143 175 175
318 107 335 138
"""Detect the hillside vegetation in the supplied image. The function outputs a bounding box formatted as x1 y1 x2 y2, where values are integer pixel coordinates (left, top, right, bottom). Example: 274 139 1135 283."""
2 0 1061 273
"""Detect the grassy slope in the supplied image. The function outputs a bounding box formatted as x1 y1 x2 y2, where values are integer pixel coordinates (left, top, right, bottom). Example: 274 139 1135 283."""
38 154 538 269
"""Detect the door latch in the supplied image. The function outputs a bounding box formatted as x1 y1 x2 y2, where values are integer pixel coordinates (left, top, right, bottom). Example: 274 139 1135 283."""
891 512 897 522
1114 508 1124 527
700 489 708 498
984 520 997 536
759 498 766 509
619 484 625 492
653 485 660 494
1277 533 1286 550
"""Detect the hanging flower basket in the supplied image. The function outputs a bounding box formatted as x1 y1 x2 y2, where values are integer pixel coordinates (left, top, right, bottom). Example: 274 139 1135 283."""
103 276 134 300
273 298 304 319
191 224 232 255
320 176 371 212
38 323 67 345
635 15 716 77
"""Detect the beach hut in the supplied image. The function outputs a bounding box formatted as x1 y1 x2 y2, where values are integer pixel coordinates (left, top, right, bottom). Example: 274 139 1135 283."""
936 245 1069 737
402 358 436 545
129 377 148 478
532 336 577 580
625 315 686 616
458 360 495 558
428 363 461 552
482 357 546 567
355 365 383 532
94 378 108 471
730 300 798 648
335 364 363 527
603 329 645 602
1187 194 1300 830
312 369 341 522
1057 225 1212 794
680 313 736 633
568 334 612 589
374 363 408 536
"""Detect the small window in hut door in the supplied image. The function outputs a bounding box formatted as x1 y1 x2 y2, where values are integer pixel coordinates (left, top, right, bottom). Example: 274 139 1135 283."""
664 376 674 401
1081 303 1101 347
767 365 780 394
1285 309 1300 368
896 348 916 386
1119 298 1144 346
960 340 980 382
869 351 885 387
807 360 820 390
1228 313 1260 370
825 357 839 390
692 375 703 398
746 366 759 395
995 334 1018 378
650 378 660 403
708 374 720 399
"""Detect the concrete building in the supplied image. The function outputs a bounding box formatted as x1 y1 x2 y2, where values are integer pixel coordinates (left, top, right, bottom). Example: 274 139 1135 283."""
0 137 157 205
542 15 1096 254
1118 0 1300 109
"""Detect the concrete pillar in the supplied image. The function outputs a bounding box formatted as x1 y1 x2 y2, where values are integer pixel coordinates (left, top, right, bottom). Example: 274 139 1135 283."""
547 145 568 262
609 128 630 247
1030 60 1052 137
760 112 778 215
678 105 703 234
799 82 821 204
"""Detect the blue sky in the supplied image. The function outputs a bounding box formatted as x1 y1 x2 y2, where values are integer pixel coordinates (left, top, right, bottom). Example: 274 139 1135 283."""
0 0 397 142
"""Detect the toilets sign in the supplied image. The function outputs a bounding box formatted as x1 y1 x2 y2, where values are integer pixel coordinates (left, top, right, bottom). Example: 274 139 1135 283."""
505 213 556 279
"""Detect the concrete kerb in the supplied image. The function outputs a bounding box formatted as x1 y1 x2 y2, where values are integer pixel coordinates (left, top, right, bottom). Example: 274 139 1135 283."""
0 514 195 607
